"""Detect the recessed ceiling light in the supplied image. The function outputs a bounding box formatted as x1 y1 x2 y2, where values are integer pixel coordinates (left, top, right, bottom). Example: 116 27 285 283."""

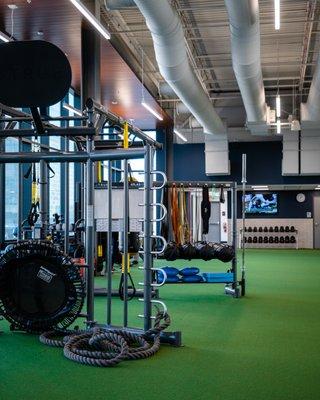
8 4 18 10
37 30 44 36
111 100 118 105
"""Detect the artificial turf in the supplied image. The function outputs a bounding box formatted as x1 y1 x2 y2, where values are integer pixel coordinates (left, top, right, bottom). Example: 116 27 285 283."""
0 249 320 400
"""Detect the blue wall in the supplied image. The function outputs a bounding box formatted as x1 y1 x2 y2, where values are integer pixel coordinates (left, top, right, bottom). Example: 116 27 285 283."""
173 141 319 219
173 141 320 185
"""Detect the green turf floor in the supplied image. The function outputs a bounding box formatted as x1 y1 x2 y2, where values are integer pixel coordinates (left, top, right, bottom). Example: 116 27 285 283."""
1 250 320 400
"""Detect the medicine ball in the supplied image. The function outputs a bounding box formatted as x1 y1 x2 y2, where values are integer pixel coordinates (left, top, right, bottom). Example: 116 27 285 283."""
211 243 235 263
180 243 198 260
195 242 215 261
164 242 180 261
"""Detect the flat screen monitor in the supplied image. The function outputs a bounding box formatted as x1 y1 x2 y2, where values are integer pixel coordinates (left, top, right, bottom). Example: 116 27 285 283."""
244 193 278 215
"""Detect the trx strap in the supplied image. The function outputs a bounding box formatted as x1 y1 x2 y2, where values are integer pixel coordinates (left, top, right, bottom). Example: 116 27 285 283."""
201 185 211 235
25 164 40 227
118 121 136 301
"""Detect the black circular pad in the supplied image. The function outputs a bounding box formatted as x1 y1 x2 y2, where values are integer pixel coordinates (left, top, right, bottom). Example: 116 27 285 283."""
0 241 84 333
0 40 72 108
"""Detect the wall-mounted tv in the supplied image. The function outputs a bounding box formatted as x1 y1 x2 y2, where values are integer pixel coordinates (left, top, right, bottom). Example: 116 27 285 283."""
244 193 278 215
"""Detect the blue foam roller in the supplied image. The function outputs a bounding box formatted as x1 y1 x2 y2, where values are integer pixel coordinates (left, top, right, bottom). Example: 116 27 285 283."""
179 267 200 277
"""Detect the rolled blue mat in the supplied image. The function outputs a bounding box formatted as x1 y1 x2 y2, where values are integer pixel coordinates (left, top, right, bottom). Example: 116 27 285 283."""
181 275 204 283
179 267 200 277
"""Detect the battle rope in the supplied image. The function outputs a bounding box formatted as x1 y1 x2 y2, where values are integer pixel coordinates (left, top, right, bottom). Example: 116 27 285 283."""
39 311 171 367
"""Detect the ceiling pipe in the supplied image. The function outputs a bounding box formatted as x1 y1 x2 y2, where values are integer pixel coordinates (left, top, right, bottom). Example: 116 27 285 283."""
105 0 136 10
133 0 226 135
224 0 268 125
301 51 320 121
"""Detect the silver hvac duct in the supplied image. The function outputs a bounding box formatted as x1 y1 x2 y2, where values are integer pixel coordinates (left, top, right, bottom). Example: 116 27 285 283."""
105 0 136 10
224 0 267 123
133 0 226 135
301 52 320 121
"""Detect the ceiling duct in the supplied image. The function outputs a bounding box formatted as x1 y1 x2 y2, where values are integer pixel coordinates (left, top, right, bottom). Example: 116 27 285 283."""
224 0 269 134
301 51 320 122
105 0 136 10
133 0 226 135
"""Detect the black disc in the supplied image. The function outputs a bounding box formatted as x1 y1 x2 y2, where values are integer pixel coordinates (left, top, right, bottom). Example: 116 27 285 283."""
0 241 85 333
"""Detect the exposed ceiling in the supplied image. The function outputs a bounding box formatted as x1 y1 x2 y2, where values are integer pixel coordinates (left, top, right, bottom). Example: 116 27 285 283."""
104 0 320 136
0 0 320 137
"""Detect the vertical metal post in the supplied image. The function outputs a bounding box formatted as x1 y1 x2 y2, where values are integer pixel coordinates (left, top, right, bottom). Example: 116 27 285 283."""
106 160 113 325
85 104 95 325
39 159 49 239
17 139 24 241
0 135 5 245
64 132 70 254
123 159 129 327
231 183 238 286
143 145 152 331
241 154 247 295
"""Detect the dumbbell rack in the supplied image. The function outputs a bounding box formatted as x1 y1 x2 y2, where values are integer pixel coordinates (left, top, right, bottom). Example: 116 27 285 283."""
240 229 299 249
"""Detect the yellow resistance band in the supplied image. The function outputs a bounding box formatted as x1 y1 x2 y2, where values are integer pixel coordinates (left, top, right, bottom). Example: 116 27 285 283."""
121 254 131 273
123 121 129 150
97 161 102 184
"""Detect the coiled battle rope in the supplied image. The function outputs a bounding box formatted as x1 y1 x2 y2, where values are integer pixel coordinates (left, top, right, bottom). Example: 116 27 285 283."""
39 311 171 367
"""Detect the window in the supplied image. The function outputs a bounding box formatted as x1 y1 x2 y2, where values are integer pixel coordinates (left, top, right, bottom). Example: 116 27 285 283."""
5 138 19 240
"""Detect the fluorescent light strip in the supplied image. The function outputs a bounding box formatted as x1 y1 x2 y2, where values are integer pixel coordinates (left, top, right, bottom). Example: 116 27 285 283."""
63 103 82 116
141 101 163 121
69 0 111 40
252 185 269 190
0 31 10 43
174 129 187 142
276 118 281 134
276 94 281 118
315 186 320 190
275 0 280 30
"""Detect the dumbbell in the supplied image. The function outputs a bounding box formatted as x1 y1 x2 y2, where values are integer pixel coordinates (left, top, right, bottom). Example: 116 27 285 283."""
290 236 296 243
280 226 285 232
274 226 279 232
290 226 295 232
285 236 290 243
264 226 268 232
269 237 274 244
269 226 274 232
248 227 253 233
253 227 258 233
248 237 253 244
258 237 263 244
280 237 285 243
253 236 258 243
285 226 290 232
264 236 269 243
274 237 279 244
